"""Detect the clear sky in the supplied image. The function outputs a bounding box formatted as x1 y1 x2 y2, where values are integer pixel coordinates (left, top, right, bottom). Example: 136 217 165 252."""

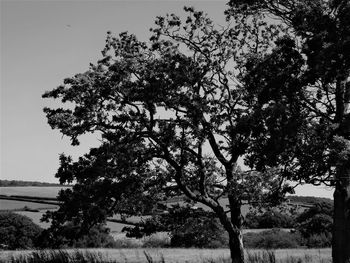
1 0 333 199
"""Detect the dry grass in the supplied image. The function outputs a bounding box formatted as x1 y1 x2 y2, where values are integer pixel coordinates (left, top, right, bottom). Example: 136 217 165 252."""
0 248 331 263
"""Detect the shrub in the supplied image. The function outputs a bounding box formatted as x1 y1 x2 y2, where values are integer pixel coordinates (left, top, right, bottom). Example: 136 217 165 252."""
37 223 117 248
297 213 333 238
142 233 170 248
304 233 332 248
124 205 228 248
113 237 142 248
244 209 295 229
170 215 228 248
0 211 43 249
295 202 333 248
243 229 301 249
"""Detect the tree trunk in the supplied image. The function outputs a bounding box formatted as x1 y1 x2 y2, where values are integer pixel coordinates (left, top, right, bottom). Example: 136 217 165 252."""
214 203 245 263
228 194 245 263
228 230 245 263
332 164 350 263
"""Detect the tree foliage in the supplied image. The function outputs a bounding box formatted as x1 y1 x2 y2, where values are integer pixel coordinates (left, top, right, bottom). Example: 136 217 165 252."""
42 4 341 262
226 1 349 261
124 205 228 248
226 0 350 186
244 209 295 229
0 212 43 249
296 202 333 238
43 6 297 217
37 222 117 249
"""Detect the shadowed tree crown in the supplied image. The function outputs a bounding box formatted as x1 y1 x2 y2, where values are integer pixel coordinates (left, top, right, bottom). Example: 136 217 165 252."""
43 6 315 263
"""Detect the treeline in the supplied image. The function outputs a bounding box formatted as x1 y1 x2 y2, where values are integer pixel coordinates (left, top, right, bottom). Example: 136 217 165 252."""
287 196 333 206
0 180 61 187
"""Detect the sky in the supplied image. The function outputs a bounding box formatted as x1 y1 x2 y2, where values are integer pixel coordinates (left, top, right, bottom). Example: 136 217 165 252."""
1 0 333 199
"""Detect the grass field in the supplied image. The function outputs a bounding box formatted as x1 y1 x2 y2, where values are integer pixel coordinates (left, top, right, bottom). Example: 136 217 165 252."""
0 186 71 198
0 199 58 211
0 248 331 263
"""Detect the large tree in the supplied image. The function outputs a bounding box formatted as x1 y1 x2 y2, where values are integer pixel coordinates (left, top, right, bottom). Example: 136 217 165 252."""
226 1 350 262
43 7 307 263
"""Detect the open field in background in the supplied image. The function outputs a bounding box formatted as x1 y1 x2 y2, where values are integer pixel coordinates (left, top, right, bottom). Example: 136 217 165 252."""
0 186 325 236
0 209 130 231
0 248 332 263
0 186 71 198
0 199 58 211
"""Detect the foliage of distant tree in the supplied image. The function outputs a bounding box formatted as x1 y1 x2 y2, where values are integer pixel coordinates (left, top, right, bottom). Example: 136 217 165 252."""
0 180 61 187
0 212 43 249
296 202 333 248
244 229 301 249
124 205 228 248
287 196 333 206
244 209 295 229
37 222 117 249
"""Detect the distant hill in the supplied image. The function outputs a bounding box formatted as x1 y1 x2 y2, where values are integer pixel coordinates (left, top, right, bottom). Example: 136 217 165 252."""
0 180 61 187
287 195 333 206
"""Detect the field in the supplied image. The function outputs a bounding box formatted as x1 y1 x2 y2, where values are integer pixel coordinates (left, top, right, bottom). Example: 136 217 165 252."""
0 186 67 212
0 199 58 211
0 248 332 263
0 186 246 233
0 186 71 198
0 186 307 234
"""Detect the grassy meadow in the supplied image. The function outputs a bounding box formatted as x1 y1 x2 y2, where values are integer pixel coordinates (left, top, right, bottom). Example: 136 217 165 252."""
0 186 244 233
0 199 58 211
0 186 66 217
0 248 332 263
0 186 71 198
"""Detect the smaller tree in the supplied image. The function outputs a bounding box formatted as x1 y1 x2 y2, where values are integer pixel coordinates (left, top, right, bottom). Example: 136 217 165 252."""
124 205 228 248
244 209 295 229
0 212 42 249
296 202 333 248
37 223 117 249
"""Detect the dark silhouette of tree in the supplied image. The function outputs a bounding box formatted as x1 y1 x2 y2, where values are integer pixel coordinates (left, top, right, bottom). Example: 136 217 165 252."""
226 1 350 262
43 7 308 263
124 205 228 248
0 212 42 249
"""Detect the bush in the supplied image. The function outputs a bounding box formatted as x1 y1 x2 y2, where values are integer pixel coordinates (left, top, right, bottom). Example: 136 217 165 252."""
37 223 117 248
244 209 295 229
0 211 43 249
142 233 170 248
113 237 142 248
303 233 332 248
124 205 229 248
296 202 333 248
297 213 333 238
170 214 228 248
243 229 301 249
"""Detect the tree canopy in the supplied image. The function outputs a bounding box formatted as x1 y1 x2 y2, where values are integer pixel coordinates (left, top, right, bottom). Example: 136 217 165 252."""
226 1 350 262
0 212 43 249
43 2 350 263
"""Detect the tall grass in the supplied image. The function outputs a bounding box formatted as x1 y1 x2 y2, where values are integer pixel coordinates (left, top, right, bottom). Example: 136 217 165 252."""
0 250 117 263
0 249 332 263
